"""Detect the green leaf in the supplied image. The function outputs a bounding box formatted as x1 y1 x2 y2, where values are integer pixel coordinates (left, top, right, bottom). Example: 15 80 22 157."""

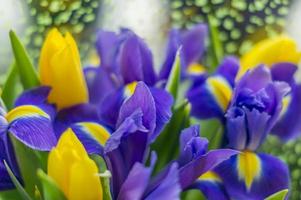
4 161 32 200
9 30 40 89
265 189 288 200
151 100 191 173
199 118 224 149
10 135 44 198
165 49 181 100
1 62 22 110
37 169 66 200
207 15 224 72
0 190 22 200
91 155 112 200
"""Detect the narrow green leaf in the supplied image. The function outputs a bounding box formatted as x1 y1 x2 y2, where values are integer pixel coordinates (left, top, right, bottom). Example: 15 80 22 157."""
37 169 66 200
91 155 112 200
165 49 181 100
4 161 32 200
265 189 288 200
1 62 22 110
10 135 43 198
0 190 22 200
199 118 224 149
207 15 224 72
9 30 40 89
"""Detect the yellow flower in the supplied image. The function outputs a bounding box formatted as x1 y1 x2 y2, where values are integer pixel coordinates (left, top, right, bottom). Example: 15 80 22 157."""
48 128 103 200
238 36 301 78
39 28 88 110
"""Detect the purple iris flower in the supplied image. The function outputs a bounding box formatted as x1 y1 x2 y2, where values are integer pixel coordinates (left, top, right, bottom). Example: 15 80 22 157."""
85 29 157 105
104 82 177 199
0 87 57 189
104 82 236 199
269 63 301 141
189 66 291 199
159 24 208 79
187 56 239 120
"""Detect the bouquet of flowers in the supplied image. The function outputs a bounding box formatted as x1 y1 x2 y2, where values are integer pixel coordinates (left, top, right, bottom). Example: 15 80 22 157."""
0 21 299 200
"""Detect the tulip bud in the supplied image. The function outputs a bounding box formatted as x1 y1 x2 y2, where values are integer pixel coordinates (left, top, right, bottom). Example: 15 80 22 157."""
39 28 88 109
48 128 103 200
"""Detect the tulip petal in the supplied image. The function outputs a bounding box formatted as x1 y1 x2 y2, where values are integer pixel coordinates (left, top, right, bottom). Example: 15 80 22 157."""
7 105 57 151
215 153 290 200
39 29 88 110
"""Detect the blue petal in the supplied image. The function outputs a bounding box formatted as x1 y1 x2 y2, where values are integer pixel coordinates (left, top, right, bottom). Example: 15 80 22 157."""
179 149 238 189
189 171 230 200
54 103 100 137
272 84 301 141
117 82 156 139
214 153 290 200
187 76 231 119
84 67 118 105
216 56 239 87
71 122 111 155
14 86 56 119
99 88 125 129
7 105 57 151
271 62 297 85
178 125 208 166
118 32 157 85
0 132 22 190
144 163 181 200
117 152 157 200
104 109 148 195
159 24 207 79
149 87 173 142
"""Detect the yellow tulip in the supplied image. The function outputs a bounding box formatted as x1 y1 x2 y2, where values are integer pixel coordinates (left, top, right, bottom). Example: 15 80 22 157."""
39 28 88 110
238 36 301 78
48 128 103 200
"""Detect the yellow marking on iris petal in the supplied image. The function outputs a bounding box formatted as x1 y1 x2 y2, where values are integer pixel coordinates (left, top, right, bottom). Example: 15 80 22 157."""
39 28 88 110
199 171 222 182
238 36 301 78
187 63 206 75
237 151 261 190
124 81 138 98
207 76 232 111
5 105 49 123
48 128 103 200
280 95 291 117
77 122 110 145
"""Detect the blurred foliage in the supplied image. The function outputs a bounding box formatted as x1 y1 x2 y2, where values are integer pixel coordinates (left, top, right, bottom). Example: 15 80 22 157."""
23 0 101 64
170 0 293 55
261 136 301 200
